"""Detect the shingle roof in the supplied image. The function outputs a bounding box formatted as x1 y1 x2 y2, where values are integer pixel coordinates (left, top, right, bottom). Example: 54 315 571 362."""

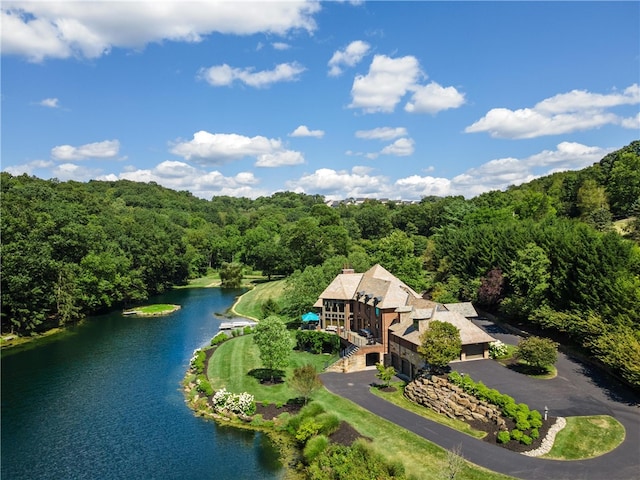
444 302 478 318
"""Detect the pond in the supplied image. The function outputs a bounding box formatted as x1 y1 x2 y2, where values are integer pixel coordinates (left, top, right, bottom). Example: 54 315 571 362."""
1 287 284 480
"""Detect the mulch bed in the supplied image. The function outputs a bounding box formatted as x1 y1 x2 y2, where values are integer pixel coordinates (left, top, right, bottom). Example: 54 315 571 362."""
255 401 304 420
254 403 366 447
466 414 555 453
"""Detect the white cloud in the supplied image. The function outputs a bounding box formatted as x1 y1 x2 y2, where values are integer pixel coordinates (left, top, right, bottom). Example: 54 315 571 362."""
349 54 421 113
38 97 60 108
355 127 407 140
1 1 320 62
405 82 465 114
287 166 391 199
256 150 304 167
198 62 305 88
621 112 640 129
3 159 54 176
394 175 452 198
290 125 325 138
380 138 414 156
51 139 120 161
52 163 103 181
170 130 303 167
349 54 465 115
466 84 640 139
328 40 370 76
272 42 290 50
100 160 266 199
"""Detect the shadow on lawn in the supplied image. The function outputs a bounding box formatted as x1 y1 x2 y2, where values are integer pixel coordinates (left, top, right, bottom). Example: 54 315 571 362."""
248 368 285 384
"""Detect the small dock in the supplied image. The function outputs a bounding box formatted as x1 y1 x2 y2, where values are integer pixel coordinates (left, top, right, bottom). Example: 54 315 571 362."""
219 320 257 330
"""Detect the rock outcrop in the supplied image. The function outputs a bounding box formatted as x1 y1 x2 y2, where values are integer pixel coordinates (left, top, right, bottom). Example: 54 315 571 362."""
404 374 507 431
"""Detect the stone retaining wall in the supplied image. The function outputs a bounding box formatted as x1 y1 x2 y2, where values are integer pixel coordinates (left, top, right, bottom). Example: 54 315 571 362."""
404 374 507 430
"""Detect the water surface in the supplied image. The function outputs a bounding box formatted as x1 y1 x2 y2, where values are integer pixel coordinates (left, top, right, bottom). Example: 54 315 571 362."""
1 288 283 480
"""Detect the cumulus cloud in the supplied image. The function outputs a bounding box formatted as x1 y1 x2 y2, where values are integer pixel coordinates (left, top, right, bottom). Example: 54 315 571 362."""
198 62 305 88
170 130 303 167
287 141 614 201
51 163 104 181
3 159 54 176
287 166 391 199
97 160 265 199
466 84 640 139
290 125 325 138
380 138 414 156
1 1 319 62
355 127 407 140
349 54 421 113
51 139 120 161
349 54 465 115
38 97 60 108
405 82 465 114
328 40 370 76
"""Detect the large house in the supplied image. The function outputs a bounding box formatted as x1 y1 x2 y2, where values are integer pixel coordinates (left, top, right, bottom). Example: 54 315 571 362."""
314 265 496 376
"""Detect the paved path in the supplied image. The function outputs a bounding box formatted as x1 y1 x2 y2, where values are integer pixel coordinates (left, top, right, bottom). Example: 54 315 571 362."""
321 320 640 479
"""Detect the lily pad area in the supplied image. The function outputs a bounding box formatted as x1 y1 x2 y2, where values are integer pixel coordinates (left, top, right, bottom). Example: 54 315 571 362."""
123 304 181 317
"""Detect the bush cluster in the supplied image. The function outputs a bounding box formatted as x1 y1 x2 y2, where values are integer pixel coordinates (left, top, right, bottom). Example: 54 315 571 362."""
190 349 207 374
210 332 228 346
448 371 542 446
211 388 256 416
488 340 509 359
296 330 340 354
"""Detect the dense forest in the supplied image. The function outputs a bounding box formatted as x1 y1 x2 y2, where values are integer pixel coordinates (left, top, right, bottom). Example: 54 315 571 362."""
2 141 639 387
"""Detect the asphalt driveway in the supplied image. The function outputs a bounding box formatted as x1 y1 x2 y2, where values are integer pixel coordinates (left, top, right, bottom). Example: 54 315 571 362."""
320 320 640 480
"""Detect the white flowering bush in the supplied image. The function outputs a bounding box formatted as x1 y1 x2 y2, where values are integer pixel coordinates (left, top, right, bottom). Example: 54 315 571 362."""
211 388 256 416
489 340 509 359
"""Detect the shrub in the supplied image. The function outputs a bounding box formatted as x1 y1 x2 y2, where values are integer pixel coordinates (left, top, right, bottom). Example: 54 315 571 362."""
303 435 329 463
316 413 340 436
497 430 511 444
520 435 533 446
243 326 253 335
190 349 207 374
515 412 531 431
211 388 255 415
210 333 227 346
489 340 509 359
196 375 214 396
296 418 322 443
502 401 518 419
529 410 543 428
530 428 539 440
510 429 523 442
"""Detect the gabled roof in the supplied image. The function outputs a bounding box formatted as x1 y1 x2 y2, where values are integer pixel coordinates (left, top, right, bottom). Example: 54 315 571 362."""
389 311 495 346
444 302 478 318
316 271 363 302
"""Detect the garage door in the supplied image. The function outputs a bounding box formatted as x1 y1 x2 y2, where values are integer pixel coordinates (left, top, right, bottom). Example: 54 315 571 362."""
464 343 485 360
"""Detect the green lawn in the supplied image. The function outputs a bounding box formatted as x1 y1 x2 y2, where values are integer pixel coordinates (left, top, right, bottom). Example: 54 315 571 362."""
231 279 287 321
205 334 514 480
544 415 625 460
370 381 486 439
128 304 179 314
207 333 337 405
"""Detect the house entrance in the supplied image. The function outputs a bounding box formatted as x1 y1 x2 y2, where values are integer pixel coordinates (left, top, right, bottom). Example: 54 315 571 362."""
401 358 412 377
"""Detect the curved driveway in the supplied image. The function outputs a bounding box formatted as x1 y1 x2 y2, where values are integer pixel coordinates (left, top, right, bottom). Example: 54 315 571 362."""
321 320 640 480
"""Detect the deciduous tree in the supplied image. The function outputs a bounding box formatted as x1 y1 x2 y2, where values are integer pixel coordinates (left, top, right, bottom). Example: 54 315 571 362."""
418 321 461 373
253 316 295 382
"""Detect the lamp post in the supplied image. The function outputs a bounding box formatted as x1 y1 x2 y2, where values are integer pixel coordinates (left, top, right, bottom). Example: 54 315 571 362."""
544 405 549 421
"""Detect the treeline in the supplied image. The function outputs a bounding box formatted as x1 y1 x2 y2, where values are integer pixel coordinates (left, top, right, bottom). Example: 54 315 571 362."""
1 141 639 386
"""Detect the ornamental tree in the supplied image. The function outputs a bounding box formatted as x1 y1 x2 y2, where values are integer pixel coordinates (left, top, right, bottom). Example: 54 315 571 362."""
253 315 295 382
516 336 558 372
375 362 396 388
289 364 322 404
418 320 461 373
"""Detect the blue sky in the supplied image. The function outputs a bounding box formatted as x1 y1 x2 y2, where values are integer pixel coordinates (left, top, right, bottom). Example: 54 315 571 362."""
2 1 639 200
